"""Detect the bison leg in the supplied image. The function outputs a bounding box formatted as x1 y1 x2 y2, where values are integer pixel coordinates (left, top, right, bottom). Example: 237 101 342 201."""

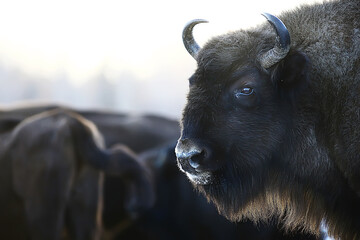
12 152 74 240
22 172 72 240
65 166 103 240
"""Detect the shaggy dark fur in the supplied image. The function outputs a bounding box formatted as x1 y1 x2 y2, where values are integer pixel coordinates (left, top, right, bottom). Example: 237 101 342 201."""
177 0 360 239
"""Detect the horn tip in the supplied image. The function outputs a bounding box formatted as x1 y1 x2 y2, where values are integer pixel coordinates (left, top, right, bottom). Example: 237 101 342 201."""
182 19 208 59
186 19 209 26
260 12 290 47
261 12 271 18
261 12 280 24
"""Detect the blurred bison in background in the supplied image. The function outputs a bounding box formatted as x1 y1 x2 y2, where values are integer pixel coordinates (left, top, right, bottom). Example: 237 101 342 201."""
176 0 360 239
0 109 154 240
0 104 180 232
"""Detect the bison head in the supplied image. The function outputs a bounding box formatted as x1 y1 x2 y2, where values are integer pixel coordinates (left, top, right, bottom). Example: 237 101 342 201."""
176 14 318 226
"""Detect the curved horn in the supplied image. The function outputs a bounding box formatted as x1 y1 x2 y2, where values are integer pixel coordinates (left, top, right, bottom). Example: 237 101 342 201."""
182 19 208 59
259 13 290 69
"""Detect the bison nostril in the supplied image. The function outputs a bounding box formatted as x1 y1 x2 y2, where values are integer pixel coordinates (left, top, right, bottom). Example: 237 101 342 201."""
188 150 205 169
189 158 200 169
175 138 206 170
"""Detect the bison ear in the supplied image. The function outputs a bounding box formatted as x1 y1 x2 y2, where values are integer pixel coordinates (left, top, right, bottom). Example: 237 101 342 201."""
272 51 310 103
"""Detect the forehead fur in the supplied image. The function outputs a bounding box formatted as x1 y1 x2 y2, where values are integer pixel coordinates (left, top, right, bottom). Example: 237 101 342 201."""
196 25 276 75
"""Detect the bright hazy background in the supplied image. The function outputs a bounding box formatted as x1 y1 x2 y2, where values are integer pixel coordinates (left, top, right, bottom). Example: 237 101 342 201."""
0 0 321 119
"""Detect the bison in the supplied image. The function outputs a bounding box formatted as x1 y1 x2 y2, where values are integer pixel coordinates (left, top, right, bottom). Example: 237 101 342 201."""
0 109 154 240
176 0 360 239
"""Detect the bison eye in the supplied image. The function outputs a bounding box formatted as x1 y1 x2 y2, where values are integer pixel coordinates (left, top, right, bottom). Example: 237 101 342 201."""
234 87 254 97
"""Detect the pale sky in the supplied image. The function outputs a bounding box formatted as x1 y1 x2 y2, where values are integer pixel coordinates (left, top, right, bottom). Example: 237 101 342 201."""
0 0 321 83
0 0 322 118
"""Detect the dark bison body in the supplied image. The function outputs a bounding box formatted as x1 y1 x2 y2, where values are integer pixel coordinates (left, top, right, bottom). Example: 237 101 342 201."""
0 109 154 240
176 0 360 239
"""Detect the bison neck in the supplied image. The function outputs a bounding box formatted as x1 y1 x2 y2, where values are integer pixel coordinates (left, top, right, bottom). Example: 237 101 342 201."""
275 118 360 239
